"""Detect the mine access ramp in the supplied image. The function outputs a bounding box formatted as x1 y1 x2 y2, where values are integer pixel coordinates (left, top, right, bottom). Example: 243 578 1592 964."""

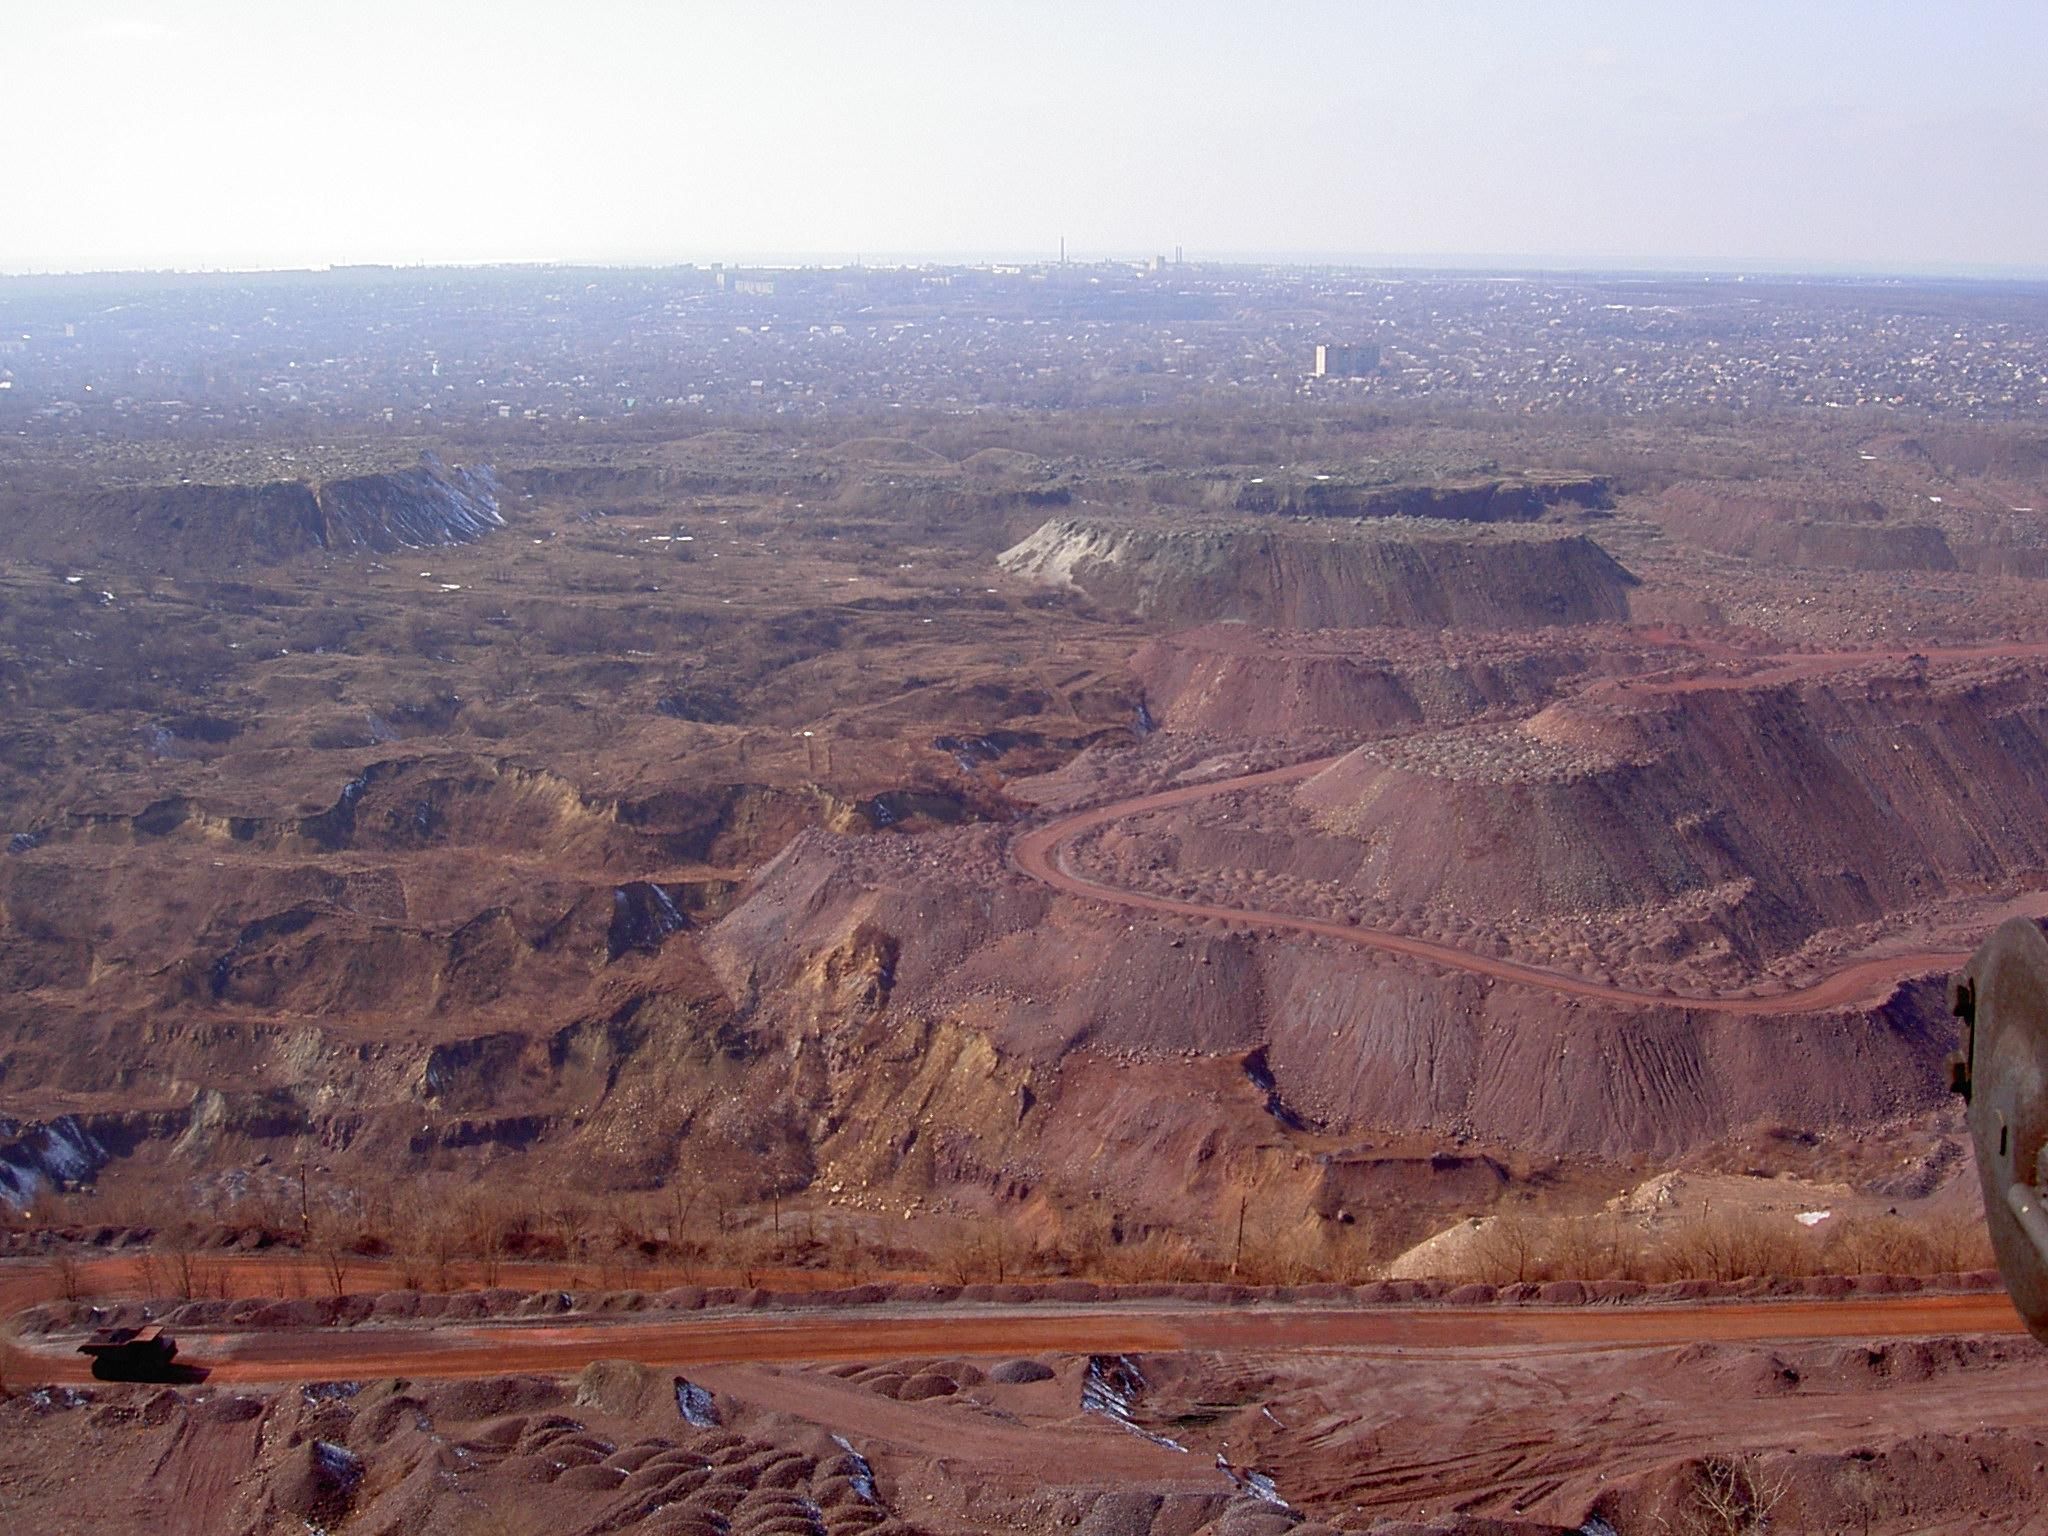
77 1324 181 1381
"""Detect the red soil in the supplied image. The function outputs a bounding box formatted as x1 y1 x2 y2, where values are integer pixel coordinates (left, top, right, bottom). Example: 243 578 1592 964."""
1016 638 2048 1015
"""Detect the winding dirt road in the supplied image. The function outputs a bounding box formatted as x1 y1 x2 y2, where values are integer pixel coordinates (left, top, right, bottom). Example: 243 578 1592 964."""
1012 639 2048 1015
1011 762 1967 1015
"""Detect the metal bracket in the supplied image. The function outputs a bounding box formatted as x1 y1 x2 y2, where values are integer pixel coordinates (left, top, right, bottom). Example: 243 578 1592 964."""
2006 1182 2048 1271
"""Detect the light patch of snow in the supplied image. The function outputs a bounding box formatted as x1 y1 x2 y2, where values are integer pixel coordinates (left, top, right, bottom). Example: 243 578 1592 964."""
1795 1210 1832 1227
1082 1355 1188 1453
313 1439 363 1492
674 1377 720 1428
0 1116 109 1212
1243 1470 1287 1506
830 1435 879 1502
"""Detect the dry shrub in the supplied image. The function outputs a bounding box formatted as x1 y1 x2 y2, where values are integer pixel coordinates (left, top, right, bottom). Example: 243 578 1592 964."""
1821 1211 1993 1276
1039 1203 1117 1279
168 1244 203 1300
1658 1454 1788 1535
1549 1213 1642 1281
934 1219 1021 1285
309 1215 355 1300
1441 1202 1989 1288
1917 1209 1997 1274
1236 1220 1380 1286
264 1256 307 1300
1103 1231 1221 1285
49 1252 88 1303
390 1192 464 1290
1466 1211 1548 1285
719 1225 779 1289
1651 1210 1815 1284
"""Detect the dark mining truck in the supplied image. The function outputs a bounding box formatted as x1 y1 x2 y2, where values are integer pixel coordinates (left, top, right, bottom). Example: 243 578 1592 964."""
76 1324 183 1381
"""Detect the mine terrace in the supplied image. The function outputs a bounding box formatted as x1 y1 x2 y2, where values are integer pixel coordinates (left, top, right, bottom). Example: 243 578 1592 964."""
4 263 2048 1536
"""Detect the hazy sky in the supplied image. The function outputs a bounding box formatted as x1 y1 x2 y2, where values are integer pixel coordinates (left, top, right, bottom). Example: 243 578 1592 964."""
7 1 2046 275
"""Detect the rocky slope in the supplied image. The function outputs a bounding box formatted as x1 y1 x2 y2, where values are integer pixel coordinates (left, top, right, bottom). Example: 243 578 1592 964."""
1129 624 1682 738
999 516 1637 629
1293 656 2048 969
1652 484 1958 572
688 815 1961 1241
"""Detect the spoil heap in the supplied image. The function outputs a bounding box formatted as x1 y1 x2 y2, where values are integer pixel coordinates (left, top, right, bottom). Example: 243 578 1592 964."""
1295 656 2048 968
999 514 1636 629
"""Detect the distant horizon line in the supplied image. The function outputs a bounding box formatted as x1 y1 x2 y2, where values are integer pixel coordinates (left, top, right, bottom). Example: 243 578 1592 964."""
6 249 2048 285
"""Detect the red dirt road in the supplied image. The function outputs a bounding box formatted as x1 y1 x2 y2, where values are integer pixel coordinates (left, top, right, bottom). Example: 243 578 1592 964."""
1013 640 2048 1014
11 1291 2029 1385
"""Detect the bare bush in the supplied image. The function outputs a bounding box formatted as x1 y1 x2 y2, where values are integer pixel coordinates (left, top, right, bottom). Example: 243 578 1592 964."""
1654 1211 1813 1284
1824 1210 1995 1276
1917 1209 1996 1274
49 1251 87 1303
1467 1210 1548 1285
1658 1454 1789 1535
310 1217 354 1300
169 1245 202 1301
1549 1213 1640 1282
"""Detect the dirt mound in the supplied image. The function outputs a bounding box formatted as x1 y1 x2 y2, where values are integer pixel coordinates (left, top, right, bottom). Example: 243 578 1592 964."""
0 1363 964 1536
1591 1430 2048 1536
1130 624 1672 737
961 447 1050 478
1653 483 1957 571
23 451 504 569
989 1358 1057 1383
999 515 1636 629
314 452 504 549
826 436 951 465
1294 657 2048 968
1895 427 2048 480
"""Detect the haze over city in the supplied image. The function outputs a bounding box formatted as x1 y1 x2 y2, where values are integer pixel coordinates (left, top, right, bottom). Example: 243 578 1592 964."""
8 0 2048 276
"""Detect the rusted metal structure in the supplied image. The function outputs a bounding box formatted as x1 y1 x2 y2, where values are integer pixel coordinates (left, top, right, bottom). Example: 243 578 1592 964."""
1950 918 2048 1342
76 1324 181 1381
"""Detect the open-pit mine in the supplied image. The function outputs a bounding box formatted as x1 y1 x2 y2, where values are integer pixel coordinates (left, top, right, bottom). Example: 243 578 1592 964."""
5 268 2048 1535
